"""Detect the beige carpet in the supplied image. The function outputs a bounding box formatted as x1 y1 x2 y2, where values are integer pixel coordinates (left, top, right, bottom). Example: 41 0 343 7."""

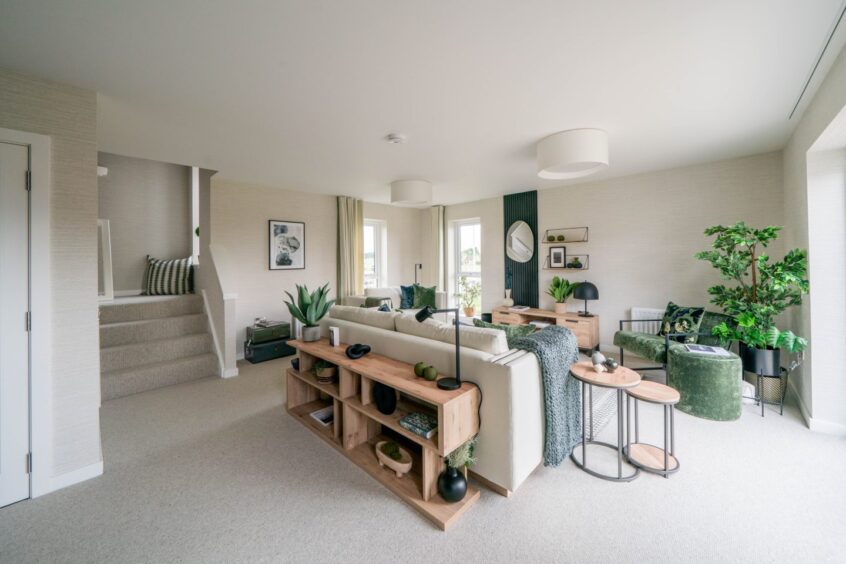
1 356 845 563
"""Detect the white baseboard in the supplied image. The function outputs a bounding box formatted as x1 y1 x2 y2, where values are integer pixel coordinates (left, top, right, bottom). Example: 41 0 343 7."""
44 461 103 495
223 366 239 378
786 379 846 436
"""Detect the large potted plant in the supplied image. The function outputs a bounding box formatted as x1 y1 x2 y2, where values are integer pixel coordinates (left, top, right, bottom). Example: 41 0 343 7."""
695 222 808 375
284 283 334 342
457 276 481 318
546 276 580 314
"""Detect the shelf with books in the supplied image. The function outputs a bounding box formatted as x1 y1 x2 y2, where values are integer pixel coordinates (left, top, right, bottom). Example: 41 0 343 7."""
287 338 481 530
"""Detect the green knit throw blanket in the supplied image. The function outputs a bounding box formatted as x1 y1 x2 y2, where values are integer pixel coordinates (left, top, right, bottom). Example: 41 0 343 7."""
513 325 581 466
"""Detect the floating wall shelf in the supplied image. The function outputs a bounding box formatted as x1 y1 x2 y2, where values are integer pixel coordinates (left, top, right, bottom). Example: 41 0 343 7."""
542 226 589 244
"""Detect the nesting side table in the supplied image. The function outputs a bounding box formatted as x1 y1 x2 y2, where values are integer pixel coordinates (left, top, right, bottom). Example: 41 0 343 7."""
626 380 680 478
569 361 641 482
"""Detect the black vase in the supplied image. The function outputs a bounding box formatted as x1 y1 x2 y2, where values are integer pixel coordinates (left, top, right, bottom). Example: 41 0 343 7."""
740 343 780 376
372 382 397 415
438 465 467 503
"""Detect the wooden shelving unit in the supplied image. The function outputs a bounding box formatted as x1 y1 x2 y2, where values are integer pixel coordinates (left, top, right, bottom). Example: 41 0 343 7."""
286 338 481 531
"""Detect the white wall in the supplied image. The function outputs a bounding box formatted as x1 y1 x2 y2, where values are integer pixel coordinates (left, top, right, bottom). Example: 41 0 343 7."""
537 152 784 347
210 180 337 357
444 197 505 312
362 202 426 286
0 69 102 482
97 152 192 293
783 44 846 433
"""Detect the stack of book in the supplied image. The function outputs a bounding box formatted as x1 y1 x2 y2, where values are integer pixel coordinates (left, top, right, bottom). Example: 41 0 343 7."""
399 412 438 439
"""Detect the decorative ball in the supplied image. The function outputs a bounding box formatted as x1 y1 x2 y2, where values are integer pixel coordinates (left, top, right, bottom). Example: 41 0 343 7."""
593 363 607 373
423 366 438 381
414 362 426 377
603 358 619 372
557 235 565 241
591 351 607 365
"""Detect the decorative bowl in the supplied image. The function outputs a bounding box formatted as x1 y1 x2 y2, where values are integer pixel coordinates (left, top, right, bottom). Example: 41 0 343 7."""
375 441 412 478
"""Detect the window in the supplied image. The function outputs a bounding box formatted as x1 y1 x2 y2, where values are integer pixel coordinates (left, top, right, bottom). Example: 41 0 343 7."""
363 219 386 289
453 219 481 312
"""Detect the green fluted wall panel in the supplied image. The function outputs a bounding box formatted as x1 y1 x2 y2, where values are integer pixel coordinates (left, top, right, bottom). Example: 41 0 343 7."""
503 190 538 308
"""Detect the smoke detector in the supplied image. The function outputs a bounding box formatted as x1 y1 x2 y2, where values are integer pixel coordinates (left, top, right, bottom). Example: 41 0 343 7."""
385 133 407 144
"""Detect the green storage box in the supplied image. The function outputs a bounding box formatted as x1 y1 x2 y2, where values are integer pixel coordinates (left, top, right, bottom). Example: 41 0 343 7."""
246 321 290 344
244 338 296 363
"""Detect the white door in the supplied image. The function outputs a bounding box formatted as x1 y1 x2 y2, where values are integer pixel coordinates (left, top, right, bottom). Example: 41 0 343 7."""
0 141 30 507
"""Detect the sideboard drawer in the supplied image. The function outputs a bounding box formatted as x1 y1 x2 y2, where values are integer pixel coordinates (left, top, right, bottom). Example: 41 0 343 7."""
493 312 525 325
558 318 592 347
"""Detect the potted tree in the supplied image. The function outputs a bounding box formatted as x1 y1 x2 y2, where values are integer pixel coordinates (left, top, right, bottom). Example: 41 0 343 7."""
546 276 580 314
284 283 334 342
695 222 808 375
457 276 481 318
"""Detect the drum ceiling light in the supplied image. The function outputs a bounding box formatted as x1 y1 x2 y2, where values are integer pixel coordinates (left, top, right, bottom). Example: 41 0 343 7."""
537 128 609 180
390 179 432 207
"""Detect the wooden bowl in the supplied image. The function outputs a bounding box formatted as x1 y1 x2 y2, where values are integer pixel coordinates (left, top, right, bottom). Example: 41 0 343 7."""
375 441 412 478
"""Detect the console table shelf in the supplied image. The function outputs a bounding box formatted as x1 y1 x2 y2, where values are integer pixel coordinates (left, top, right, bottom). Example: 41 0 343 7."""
286 338 481 530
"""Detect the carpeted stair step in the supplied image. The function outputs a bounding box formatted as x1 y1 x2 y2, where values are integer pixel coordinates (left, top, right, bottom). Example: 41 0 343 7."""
100 313 208 347
99 295 204 324
101 333 213 373
102 353 218 401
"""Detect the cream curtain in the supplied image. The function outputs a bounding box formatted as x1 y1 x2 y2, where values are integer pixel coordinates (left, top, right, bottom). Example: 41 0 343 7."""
337 196 364 303
430 205 446 291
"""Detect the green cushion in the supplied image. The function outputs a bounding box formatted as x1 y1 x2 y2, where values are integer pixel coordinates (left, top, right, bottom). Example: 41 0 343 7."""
472 319 536 348
698 311 736 347
658 301 705 343
364 296 392 308
667 346 742 421
412 284 437 308
613 330 683 363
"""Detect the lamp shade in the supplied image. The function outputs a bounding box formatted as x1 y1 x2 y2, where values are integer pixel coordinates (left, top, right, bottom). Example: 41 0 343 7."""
537 129 609 180
574 281 599 301
390 179 432 207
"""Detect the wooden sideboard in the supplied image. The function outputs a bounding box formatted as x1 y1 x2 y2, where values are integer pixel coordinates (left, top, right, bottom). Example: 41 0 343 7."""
287 338 481 531
492 306 600 351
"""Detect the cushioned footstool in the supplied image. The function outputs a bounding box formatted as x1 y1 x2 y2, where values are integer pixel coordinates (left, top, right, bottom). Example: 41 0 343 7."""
667 347 742 421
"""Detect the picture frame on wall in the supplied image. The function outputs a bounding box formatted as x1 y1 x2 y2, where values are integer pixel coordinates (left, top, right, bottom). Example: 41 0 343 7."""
269 220 305 270
549 246 566 268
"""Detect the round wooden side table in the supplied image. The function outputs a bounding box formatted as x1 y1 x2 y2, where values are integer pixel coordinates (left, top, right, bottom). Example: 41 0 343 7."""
569 361 641 482
625 380 680 478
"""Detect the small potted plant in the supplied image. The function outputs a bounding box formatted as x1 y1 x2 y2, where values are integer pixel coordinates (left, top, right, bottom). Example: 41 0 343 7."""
546 276 579 314
696 222 809 375
375 441 412 478
284 283 335 342
457 275 481 318
438 437 476 503
312 359 337 384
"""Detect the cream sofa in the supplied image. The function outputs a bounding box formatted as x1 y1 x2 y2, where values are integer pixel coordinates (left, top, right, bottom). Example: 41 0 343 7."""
344 286 447 312
320 305 544 495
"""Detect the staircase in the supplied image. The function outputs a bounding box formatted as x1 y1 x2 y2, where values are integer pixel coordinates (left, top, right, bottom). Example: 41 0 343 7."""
99 295 218 400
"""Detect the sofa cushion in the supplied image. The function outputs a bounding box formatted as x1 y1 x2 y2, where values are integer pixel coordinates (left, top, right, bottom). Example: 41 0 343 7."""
365 287 402 309
472 318 536 348
613 330 685 364
328 305 399 331
412 284 437 309
399 285 415 309
363 296 392 308
395 314 509 355
658 301 705 343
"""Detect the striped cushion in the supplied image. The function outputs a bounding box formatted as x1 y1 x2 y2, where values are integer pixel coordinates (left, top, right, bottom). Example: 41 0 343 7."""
143 255 194 295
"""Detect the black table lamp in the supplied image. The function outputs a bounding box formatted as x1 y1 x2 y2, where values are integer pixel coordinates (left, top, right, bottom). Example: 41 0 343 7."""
574 282 599 318
415 306 461 390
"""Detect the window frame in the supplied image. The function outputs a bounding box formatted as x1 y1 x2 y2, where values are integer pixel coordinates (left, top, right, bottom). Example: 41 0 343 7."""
452 218 482 311
363 219 387 289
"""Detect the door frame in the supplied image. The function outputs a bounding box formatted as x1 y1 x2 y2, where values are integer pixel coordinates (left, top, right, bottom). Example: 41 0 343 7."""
0 127 52 498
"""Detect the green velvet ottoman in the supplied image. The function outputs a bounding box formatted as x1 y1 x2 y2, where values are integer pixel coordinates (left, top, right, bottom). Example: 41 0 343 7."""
667 347 742 421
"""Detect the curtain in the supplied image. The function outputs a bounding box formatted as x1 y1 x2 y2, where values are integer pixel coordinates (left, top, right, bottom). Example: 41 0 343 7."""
430 205 446 291
337 196 364 303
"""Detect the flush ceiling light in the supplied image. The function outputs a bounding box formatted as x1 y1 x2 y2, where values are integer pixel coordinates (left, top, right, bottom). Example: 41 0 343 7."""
390 179 432 207
536 128 609 180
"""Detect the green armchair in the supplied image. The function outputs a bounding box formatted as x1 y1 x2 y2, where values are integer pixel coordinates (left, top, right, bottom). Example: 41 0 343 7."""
613 311 743 421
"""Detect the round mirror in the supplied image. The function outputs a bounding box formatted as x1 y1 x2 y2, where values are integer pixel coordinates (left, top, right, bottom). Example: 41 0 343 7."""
505 220 534 263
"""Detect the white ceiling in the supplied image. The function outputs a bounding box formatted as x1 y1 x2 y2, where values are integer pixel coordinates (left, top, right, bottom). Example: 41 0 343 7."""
1 0 843 204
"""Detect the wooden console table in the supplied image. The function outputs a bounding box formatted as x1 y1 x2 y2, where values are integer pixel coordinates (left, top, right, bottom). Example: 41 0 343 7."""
286 338 481 530
492 306 600 351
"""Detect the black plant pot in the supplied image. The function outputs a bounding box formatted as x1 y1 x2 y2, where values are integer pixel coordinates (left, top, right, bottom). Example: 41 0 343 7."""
438 466 467 503
372 382 397 415
740 343 781 376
